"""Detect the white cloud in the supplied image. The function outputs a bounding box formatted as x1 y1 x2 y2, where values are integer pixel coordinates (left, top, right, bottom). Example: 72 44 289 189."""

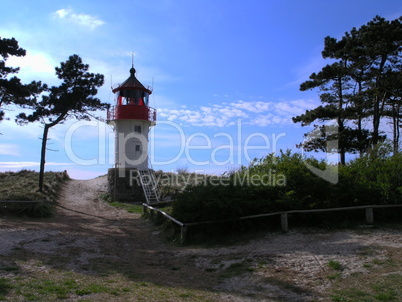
0 162 74 169
230 100 271 113
55 9 70 19
159 107 238 127
0 162 38 169
251 114 290 127
158 99 317 127
0 144 20 156
54 8 105 30
7 51 56 78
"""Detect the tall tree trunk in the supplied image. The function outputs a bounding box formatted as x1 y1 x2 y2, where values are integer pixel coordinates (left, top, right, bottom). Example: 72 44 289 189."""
392 100 401 154
357 115 364 156
356 77 365 157
373 98 379 146
372 55 388 147
38 124 50 192
338 122 346 165
336 76 346 165
38 113 66 192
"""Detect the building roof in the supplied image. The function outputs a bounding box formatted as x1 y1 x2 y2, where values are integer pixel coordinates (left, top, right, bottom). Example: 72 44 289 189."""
112 67 152 94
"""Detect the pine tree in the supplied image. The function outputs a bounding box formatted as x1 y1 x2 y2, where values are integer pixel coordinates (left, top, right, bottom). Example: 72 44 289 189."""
294 16 402 162
16 55 109 191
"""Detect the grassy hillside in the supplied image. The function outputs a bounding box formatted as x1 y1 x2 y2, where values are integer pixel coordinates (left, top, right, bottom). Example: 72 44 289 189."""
0 170 69 217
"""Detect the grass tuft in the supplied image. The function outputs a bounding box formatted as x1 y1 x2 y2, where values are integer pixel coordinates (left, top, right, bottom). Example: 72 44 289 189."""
328 260 343 271
108 202 143 214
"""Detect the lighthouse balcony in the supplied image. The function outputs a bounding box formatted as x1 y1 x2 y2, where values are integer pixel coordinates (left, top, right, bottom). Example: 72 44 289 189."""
107 105 157 123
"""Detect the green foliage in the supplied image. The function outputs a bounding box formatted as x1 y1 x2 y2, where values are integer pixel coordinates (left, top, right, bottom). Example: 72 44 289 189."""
171 150 402 227
335 146 402 206
172 151 333 223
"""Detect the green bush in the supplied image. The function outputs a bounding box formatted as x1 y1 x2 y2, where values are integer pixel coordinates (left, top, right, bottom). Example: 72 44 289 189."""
336 148 402 206
172 151 333 223
171 149 402 225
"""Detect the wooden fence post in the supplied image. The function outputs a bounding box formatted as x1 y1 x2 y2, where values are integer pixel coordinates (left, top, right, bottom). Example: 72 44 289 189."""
365 207 374 224
281 213 289 232
180 225 188 245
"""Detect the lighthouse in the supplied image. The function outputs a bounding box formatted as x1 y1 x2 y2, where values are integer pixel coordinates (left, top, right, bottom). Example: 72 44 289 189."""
107 66 159 203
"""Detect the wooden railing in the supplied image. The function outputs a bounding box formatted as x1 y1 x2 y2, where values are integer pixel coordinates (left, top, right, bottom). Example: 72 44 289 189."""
143 203 402 244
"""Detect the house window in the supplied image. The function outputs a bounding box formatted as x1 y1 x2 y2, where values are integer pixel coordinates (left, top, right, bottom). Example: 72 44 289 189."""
135 145 141 152
134 125 141 133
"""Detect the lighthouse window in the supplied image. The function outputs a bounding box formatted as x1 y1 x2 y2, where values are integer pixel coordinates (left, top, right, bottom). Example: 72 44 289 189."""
135 145 141 151
143 92 149 106
134 125 142 133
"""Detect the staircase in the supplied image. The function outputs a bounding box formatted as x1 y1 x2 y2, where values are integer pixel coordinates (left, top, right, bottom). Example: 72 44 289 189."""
138 169 160 204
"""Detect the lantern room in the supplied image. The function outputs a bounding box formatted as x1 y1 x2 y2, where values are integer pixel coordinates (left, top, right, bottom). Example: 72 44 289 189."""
107 66 156 124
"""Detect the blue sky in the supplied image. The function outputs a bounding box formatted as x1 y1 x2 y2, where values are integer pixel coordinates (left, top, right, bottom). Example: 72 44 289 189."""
1 0 401 179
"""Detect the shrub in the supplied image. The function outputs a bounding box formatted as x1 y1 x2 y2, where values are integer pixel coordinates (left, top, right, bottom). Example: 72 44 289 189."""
172 150 333 223
335 149 402 206
171 149 402 226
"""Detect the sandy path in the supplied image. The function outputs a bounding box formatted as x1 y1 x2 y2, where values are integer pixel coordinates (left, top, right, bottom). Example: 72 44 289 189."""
0 178 217 290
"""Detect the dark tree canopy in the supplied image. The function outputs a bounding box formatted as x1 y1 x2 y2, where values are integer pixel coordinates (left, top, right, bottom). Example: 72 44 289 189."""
17 54 108 126
293 16 402 163
0 37 45 122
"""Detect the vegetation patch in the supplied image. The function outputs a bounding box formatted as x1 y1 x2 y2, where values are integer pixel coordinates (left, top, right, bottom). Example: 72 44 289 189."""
331 274 402 302
1 267 222 302
328 260 344 271
329 247 402 302
108 202 143 214
0 278 13 299
0 170 69 217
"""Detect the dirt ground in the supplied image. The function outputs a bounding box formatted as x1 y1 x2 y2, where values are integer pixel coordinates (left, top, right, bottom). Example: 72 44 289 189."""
0 176 401 301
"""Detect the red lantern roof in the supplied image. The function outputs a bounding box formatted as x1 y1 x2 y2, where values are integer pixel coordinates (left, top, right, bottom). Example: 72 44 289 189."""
107 66 156 124
112 67 152 94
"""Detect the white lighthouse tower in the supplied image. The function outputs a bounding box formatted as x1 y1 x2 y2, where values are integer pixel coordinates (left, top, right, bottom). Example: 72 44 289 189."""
107 66 159 203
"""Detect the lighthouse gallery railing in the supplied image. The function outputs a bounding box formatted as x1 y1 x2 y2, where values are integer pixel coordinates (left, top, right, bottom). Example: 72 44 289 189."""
107 105 157 123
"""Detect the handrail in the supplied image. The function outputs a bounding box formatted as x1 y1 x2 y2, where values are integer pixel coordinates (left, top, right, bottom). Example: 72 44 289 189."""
143 203 184 226
240 204 402 220
147 159 161 201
